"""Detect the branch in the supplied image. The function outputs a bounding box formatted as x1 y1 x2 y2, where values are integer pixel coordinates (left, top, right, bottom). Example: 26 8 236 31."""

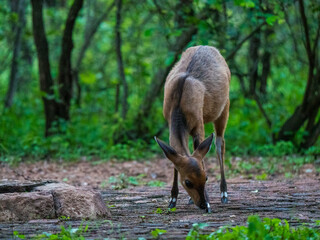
57 0 83 119
226 22 266 61
115 0 128 119
75 1 115 69
298 0 313 63
281 2 306 64
312 23 320 58
253 93 272 129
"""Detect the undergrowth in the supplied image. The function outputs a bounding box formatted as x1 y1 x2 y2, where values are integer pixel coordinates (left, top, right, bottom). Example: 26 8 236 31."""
186 215 320 240
12 216 320 239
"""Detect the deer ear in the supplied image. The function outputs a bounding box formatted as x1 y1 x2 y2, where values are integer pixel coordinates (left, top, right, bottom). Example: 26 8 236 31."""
192 133 214 159
154 137 182 165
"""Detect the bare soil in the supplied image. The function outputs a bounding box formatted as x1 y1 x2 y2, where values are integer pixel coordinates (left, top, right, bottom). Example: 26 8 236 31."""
0 158 319 239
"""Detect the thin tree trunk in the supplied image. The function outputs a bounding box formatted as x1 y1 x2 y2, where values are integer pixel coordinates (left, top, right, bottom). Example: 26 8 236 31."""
260 27 273 95
115 83 120 113
74 1 115 106
4 0 26 108
301 119 320 149
135 26 197 127
115 0 128 119
248 29 261 96
57 0 83 121
226 22 265 61
31 0 57 137
260 50 271 95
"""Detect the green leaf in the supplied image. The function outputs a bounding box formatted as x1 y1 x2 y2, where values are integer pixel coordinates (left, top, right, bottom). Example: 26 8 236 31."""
80 72 96 85
144 28 154 37
266 15 278 26
147 180 166 187
151 229 167 238
165 53 175 66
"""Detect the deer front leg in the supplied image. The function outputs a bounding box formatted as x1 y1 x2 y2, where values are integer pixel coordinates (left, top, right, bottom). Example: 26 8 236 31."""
216 136 228 203
169 168 179 208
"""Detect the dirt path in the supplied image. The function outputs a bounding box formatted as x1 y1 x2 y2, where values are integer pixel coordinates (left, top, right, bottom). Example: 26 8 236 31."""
0 178 319 239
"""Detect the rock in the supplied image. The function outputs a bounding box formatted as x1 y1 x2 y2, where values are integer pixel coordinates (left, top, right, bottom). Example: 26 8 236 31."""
35 183 110 219
0 192 55 222
0 180 58 193
0 181 110 222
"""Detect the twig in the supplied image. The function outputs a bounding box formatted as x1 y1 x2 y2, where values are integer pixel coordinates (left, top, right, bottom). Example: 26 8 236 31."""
226 22 266 61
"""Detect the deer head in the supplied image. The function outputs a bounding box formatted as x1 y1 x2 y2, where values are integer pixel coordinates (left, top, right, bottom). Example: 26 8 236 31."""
155 134 214 212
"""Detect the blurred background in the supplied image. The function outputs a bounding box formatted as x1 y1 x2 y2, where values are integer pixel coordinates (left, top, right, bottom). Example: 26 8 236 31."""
0 0 319 164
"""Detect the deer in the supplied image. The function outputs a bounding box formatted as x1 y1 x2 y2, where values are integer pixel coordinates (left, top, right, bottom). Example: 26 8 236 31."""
154 45 230 213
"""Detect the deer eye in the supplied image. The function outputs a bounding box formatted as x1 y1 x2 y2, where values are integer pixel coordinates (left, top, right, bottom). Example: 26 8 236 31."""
206 176 208 181
185 180 193 188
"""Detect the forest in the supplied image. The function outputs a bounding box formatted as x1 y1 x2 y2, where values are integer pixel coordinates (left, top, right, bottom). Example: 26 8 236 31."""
0 0 320 239
0 0 319 160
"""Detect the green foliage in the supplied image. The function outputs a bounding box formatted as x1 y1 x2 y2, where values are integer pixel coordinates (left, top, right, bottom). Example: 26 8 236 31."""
108 173 145 189
14 224 88 240
147 180 166 187
107 173 166 189
0 0 319 164
154 207 176 215
151 228 167 239
186 216 320 240
227 154 317 178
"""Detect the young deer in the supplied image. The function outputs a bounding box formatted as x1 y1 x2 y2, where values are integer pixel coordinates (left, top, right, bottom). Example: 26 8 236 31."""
155 46 230 213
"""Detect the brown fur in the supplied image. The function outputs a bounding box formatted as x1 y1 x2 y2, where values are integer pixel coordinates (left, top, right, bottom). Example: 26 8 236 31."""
156 45 231 210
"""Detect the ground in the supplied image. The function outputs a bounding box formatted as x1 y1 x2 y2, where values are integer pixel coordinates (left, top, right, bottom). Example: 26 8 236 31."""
0 157 319 239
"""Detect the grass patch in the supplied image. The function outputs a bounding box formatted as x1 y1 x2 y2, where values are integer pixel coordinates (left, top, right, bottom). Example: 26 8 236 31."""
186 215 320 240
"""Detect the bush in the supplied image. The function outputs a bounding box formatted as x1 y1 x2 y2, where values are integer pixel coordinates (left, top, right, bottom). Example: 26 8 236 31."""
186 215 320 240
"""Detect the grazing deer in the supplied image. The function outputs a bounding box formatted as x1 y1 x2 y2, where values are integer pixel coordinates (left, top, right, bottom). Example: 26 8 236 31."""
155 46 230 213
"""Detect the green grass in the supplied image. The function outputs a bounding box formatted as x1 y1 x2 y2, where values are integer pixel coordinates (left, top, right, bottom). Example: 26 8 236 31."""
13 216 320 239
14 224 88 240
224 154 319 180
186 216 320 240
106 173 166 190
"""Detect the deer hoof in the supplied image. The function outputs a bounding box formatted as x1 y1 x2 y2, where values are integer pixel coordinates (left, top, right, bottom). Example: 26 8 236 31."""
188 197 194 205
221 192 228 204
206 202 212 213
168 198 177 208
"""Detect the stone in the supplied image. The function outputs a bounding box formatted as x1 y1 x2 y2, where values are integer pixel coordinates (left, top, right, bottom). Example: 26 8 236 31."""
0 192 55 222
35 183 110 219
0 181 110 222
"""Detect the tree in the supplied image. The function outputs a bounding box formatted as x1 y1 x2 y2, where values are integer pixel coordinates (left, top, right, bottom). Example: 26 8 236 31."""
4 0 26 108
115 0 128 119
131 0 198 139
73 0 115 106
57 0 84 121
31 0 83 136
31 0 57 136
277 0 320 149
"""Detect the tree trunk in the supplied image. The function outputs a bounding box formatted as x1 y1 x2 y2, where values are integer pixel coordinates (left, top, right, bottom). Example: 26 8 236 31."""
31 0 57 137
57 0 83 121
115 83 120 113
74 1 115 106
260 28 273 95
277 0 320 148
134 26 197 135
115 0 128 119
248 29 261 96
4 0 26 108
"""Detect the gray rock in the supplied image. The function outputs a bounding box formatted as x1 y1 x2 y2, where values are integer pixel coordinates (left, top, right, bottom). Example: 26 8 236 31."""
35 183 110 219
0 192 55 222
0 181 110 222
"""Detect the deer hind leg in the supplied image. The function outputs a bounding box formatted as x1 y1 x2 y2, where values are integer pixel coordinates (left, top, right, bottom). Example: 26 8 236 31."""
214 100 229 204
168 168 179 208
